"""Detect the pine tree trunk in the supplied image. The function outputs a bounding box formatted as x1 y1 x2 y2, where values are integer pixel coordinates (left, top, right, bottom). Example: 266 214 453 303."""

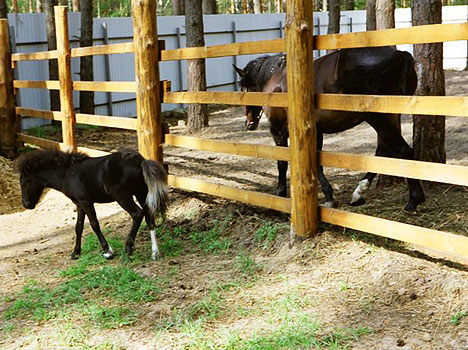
185 0 208 133
376 0 394 30
328 0 340 34
0 1 7 18
44 0 60 111
72 0 80 11
366 0 376 30
173 0 185 15
202 0 217 14
36 0 43 12
412 0 446 164
253 0 262 13
79 0 94 114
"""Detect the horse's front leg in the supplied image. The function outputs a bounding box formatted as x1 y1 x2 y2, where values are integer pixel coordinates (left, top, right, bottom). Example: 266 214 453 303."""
273 132 288 197
317 131 336 208
81 203 114 259
71 206 85 259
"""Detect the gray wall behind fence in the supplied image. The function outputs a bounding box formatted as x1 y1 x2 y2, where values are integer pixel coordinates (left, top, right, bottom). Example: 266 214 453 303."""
8 5 468 129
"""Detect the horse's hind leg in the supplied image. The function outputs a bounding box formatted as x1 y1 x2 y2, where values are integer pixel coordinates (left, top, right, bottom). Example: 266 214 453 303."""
367 115 425 212
80 203 114 258
116 196 144 257
317 131 336 208
136 194 159 261
71 206 85 259
350 136 389 206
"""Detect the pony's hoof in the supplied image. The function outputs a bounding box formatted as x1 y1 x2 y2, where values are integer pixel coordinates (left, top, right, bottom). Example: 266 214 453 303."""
350 197 366 206
151 252 159 261
323 200 337 208
70 252 80 260
103 247 114 259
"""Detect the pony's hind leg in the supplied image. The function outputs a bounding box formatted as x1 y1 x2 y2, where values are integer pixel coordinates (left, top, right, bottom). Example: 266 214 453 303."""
116 196 144 257
71 206 85 259
136 194 159 261
80 203 114 258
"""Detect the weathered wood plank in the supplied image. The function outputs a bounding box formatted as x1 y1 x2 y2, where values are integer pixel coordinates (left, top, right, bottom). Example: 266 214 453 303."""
73 81 137 93
71 42 134 57
13 80 61 90
12 50 59 62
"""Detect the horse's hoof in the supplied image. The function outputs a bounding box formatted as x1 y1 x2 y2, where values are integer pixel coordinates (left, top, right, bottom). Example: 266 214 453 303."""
70 252 80 260
350 197 366 206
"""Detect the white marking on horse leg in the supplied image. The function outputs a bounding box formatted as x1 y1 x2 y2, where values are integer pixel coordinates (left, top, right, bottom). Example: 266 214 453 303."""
351 179 370 205
103 245 114 259
150 229 159 261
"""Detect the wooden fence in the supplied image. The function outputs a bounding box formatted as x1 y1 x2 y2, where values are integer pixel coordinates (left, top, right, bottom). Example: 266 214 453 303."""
2 1 468 264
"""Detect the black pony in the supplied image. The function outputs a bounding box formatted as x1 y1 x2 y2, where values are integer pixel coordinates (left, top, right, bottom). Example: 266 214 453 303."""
235 46 425 212
18 148 168 260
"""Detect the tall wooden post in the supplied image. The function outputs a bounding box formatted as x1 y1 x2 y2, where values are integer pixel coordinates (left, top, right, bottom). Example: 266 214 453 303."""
132 0 163 162
0 20 17 158
55 6 76 151
285 0 318 240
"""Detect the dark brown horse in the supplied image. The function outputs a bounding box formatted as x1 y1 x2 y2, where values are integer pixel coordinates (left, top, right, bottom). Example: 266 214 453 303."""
234 46 425 212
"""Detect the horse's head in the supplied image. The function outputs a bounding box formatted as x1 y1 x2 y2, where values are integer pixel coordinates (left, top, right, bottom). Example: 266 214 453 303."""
19 174 45 209
234 64 263 131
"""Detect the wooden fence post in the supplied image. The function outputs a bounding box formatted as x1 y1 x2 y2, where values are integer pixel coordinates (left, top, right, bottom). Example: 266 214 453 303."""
55 6 76 151
132 0 163 162
285 0 318 240
0 20 17 158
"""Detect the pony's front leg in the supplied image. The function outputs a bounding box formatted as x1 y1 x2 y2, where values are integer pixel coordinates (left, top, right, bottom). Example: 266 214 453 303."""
277 160 288 197
71 206 85 259
81 203 114 259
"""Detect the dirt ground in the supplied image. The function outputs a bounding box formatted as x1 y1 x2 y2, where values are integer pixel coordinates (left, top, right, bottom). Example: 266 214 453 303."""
1 70 468 349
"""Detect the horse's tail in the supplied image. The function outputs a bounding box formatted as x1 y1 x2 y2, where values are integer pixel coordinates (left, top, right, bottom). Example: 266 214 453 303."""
141 160 169 220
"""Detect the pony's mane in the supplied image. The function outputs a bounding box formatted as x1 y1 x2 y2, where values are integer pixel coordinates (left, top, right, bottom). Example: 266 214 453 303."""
240 54 286 91
18 148 90 176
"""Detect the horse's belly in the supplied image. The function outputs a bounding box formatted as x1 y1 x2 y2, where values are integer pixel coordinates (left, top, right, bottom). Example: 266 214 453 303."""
317 110 365 134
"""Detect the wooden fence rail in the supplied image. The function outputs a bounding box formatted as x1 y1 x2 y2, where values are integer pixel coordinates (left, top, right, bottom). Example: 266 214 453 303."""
6 7 468 263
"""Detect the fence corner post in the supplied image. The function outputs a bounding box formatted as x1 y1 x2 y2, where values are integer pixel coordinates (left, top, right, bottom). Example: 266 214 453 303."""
132 0 163 162
285 0 318 241
55 5 76 151
0 20 17 158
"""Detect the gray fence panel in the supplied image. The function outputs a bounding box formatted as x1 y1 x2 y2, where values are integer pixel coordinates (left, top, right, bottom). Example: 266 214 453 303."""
8 6 468 129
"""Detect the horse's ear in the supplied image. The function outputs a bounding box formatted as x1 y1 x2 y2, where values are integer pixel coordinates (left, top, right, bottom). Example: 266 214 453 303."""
233 64 245 77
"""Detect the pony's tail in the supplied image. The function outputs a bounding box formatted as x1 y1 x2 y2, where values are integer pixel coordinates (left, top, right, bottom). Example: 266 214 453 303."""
141 160 169 220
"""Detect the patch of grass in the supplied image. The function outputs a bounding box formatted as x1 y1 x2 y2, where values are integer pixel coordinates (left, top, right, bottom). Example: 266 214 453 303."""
254 222 287 248
451 310 466 325
190 218 233 254
3 261 166 329
234 251 262 276
188 287 225 321
25 124 61 139
225 314 372 350
155 227 184 257
83 305 138 328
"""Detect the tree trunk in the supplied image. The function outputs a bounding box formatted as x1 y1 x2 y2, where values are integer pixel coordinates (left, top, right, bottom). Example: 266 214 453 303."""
36 0 44 12
173 0 185 15
0 1 7 18
248 0 254 13
366 0 376 30
202 0 217 14
253 0 262 13
412 0 446 164
72 0 80 11
12 0 18 13
44 0 60 111
376 0 394 30
185 0 208 133
79 0 94 114
328 0 340 34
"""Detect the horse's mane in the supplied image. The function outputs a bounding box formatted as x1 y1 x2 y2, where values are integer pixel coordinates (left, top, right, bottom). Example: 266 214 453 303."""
240 54 286 91
18 148 90 176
